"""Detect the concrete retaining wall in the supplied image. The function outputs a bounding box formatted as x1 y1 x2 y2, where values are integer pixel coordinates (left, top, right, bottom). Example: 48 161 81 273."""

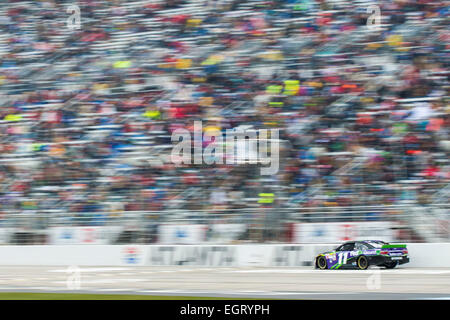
0 243 448 267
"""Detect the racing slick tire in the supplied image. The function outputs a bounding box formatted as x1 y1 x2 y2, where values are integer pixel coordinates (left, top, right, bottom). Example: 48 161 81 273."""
357 256 369 270
317 256 327 270
383 261 398 269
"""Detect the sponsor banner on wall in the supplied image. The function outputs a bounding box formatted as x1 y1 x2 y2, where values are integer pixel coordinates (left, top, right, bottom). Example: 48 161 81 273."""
292 221 396 243
0 228 15 244
148 245 237 266
120 245 147 266
145 244 336 267
236 245 274 266
158 224 207 244
48 226 123 245
207 224 247 243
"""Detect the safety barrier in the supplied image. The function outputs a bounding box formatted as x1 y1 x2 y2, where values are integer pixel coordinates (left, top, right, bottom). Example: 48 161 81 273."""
0 243 449 268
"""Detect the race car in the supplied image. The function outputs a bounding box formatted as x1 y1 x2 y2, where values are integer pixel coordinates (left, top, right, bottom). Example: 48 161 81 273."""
314 240 409 270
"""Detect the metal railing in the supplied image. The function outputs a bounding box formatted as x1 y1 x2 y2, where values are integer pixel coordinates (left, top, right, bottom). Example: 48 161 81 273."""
0 203 447 245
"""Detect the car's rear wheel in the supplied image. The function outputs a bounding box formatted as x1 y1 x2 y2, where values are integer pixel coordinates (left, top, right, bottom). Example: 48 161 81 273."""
317 256 327 270
357 256 369 270
384 261 398 269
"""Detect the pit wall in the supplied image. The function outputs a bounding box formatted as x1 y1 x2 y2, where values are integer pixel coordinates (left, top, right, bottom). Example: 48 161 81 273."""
0 243 448 267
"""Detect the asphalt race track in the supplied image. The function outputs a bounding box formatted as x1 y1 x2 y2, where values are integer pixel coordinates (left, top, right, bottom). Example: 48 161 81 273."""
0 266 449 299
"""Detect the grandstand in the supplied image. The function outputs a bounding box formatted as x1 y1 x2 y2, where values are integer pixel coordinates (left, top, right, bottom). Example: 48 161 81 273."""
0 0 448 246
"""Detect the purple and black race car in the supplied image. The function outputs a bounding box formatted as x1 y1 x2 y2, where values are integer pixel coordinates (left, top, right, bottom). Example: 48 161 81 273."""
314 240 410 270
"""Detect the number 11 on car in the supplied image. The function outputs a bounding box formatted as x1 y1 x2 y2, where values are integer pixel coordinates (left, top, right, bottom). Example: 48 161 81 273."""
337 252 348 265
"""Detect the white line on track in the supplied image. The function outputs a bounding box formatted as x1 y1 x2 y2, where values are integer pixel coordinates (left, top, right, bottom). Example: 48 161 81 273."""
137 290 183 293
129 290 358 296
51 278 148 286
96 288 137 292
26 287 60 291
226 269 450 275
48 267 133 273
273 292 358 295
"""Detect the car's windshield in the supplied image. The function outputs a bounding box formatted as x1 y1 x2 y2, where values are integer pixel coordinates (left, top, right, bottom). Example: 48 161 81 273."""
364 241 387 248
336 243 355 251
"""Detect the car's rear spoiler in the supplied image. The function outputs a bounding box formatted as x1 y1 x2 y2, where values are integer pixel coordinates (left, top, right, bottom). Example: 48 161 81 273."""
381 244 407 249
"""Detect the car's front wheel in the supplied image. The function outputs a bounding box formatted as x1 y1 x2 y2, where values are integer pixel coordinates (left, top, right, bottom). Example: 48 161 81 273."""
357 256 369 270
383 261 398 269
317 256 327 270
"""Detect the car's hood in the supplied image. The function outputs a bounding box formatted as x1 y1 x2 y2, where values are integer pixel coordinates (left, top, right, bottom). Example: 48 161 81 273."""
318 251 336 256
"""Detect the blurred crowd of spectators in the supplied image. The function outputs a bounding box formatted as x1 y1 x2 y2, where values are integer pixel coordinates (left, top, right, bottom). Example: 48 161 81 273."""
0 0 448 227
